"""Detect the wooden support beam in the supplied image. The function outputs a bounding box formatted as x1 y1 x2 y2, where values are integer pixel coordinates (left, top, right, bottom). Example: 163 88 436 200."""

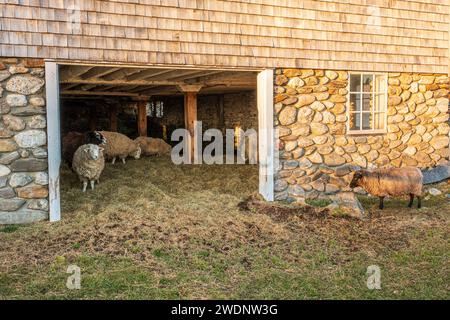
61 90 145 97
137 100 148 137
171 70 224 82
127 69 172 81
177 84 203 93
110 105 118 132
60 79 185 86
60 66 94 81
103 68 144 81
184 91 198 162
80 67 121 79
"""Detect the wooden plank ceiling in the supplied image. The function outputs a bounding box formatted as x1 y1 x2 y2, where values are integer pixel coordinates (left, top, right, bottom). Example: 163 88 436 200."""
59 65 257 98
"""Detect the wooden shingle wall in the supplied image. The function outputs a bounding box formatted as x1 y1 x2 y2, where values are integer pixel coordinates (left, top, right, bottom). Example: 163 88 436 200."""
0 0 448 73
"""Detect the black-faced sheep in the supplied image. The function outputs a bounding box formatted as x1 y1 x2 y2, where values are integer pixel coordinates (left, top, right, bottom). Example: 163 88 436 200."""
72 144 105 192
350 166 423 210
62 131 107 167
98 131 141 164
134 137 172 156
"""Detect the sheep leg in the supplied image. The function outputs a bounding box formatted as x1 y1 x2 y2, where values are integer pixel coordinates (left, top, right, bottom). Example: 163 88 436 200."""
111 157 116 164
82 181 88 193
121 157 126 164
90 180 95 190
417 196 422 209
408 194 414 208
379 197 385 210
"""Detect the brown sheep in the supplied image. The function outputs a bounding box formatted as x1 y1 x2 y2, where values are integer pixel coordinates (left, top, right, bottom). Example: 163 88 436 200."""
98 131 141 164
134 137 172 156
350 166 423 210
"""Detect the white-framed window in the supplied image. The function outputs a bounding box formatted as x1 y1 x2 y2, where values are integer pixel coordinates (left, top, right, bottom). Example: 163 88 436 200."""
347 73 388 134
147 100 164 118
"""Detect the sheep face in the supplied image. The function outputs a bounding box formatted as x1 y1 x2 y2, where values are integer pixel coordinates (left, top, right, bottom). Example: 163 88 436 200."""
350 171 365 188
85 131 107 145
84 144 104 161
132 146 142 159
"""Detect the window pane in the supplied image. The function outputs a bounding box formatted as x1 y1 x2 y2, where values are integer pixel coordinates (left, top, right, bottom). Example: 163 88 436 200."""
374 74 387 93
362 112 372 130
362 94 372 111
349 113 360 131
362 74 373 93
349 94 361 112
350 74 361 92
374 112 385 130
373 94 385 113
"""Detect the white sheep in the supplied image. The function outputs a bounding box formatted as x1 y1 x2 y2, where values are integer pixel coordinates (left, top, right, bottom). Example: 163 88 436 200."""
72 144 105 192
98 131 141 164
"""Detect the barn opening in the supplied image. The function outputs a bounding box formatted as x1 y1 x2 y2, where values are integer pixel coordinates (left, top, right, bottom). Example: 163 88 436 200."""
46 63 274 221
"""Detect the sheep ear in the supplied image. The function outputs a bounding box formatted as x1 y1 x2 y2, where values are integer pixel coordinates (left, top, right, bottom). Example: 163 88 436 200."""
99 147 104 152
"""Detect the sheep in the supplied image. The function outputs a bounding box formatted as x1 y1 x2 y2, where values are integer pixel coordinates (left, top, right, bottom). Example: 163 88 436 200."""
72 144 105 192
98 131 141 164
62 131 106 168
134 136 172 156
350 166 423 210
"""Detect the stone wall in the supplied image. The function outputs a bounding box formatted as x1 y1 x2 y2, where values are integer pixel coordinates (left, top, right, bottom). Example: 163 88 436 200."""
0 58 48 224
274 69 450 201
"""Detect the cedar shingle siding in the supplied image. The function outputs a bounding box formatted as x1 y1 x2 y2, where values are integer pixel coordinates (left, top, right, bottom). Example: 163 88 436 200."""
0 0 448 72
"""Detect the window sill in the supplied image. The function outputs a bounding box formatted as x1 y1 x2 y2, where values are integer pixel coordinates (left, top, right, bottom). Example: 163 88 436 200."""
346 130 387 136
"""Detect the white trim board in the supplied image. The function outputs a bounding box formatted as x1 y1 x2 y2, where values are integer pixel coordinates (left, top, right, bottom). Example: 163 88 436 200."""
45 61 61 222
257 69 275 201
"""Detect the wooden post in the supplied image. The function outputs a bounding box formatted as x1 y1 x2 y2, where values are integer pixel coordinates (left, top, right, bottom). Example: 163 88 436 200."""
110 104 118 132
184 92 198 160
178 85 202 162
137 100 147 137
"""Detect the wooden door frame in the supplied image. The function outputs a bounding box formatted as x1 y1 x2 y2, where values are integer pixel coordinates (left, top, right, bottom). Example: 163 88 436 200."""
45 65 275 222
257 69 275 201
45 61 61 222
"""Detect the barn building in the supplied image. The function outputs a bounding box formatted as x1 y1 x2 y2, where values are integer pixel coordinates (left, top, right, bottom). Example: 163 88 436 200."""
0 1 449 223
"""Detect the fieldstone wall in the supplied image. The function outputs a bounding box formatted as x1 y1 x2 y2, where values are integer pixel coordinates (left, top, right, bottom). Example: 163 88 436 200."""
274 69 450 201
0 58 48 224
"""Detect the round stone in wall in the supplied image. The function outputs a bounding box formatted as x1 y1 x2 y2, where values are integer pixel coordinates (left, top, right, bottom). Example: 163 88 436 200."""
9 173 33 187
29 96 45 107
14 130 47 148
310 123 329 135
3 115 25 131
34 172 49 185
28 199 49 211
278 106 297 126
0 70 11 82
6 94 27 107
0 164 11 177
5 75 45 95
324 154 346 167
430 136 449 150
0 139 18 152
28 115 47 129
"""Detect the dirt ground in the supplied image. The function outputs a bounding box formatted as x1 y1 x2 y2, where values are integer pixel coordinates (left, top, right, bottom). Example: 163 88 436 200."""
0 157 449 299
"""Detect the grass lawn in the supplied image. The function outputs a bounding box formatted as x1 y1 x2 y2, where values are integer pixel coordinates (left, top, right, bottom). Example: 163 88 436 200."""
0 156 449 299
